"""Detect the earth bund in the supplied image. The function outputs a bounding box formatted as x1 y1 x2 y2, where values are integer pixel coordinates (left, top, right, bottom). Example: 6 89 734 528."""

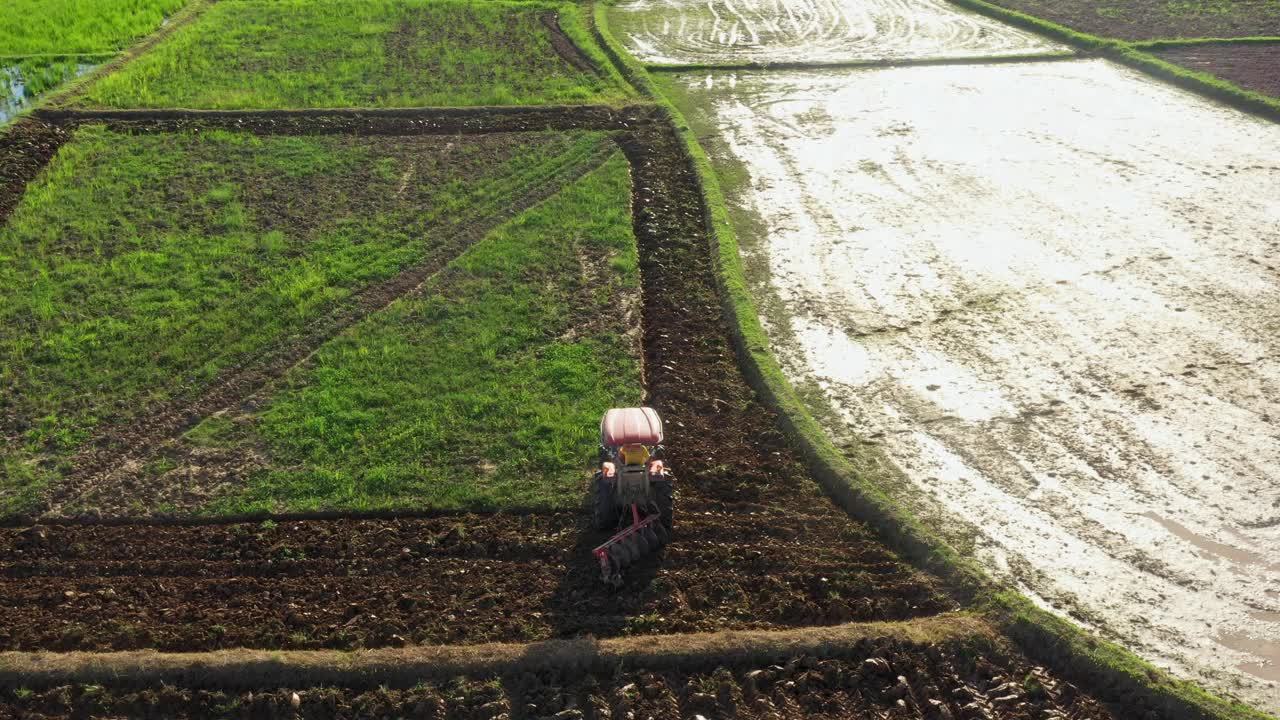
0 632 1118 719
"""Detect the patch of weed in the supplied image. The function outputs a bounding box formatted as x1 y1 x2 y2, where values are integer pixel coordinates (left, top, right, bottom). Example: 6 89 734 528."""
210 154 642 513
0 126 612 516
79 0 632 109
0 0 186 56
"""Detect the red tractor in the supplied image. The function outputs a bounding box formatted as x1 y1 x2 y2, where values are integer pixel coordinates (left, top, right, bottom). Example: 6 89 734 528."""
591 407 673 586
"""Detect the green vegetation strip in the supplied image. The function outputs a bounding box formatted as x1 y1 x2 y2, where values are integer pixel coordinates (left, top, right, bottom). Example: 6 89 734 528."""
943 0 1280 119
0 0 187 57
0 126 612 518
190 154 642 515
0 614 986 691
73 0 632 109
1109 46 1280 120
0 53 116 62
592 4 1276 719
1129 36 1280 49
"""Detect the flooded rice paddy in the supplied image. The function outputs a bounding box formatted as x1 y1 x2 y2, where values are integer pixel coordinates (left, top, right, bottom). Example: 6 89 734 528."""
1 61 95 125
608 0 1064 65
664 59 1280 712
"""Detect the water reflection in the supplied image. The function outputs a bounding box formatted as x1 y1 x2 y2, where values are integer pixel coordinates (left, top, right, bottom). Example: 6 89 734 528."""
1 60 96 125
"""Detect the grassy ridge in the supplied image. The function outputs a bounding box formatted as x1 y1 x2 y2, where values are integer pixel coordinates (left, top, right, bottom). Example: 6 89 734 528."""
1130 36 1280 49
76 0 633 109
0 126 613 517
199 153 642 513
0 0 186 56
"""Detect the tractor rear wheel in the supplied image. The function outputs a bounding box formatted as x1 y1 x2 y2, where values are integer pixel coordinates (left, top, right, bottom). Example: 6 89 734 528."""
654 479 673 531
593 472 617 530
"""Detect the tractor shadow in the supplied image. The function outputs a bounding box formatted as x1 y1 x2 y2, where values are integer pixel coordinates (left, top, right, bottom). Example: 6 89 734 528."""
543 496 667 640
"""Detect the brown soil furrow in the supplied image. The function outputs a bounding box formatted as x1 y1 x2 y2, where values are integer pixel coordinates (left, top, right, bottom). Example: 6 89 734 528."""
0 615 987 689
37 138 621 521
0 621 1123 719
35 104 650 136
0 505 952 652
543 11 600 75
1153 43 1280 100
0 119 70 225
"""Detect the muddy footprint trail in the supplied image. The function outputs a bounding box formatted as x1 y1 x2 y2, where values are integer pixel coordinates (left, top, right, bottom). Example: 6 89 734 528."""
0 112 953 655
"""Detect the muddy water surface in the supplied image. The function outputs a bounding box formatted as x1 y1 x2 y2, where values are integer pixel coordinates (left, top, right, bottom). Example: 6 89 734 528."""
608 0 1063 65
666 59 1280 712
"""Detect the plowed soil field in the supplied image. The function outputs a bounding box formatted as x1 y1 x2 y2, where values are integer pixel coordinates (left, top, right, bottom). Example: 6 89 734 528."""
0 637 1118 719
0 114 954 653
981 0 1280 41
1154 43 1280 98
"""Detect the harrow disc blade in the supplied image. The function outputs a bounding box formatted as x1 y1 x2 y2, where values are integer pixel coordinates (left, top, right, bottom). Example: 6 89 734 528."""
616 536 636 567
653 521 669 545
640 526 658 553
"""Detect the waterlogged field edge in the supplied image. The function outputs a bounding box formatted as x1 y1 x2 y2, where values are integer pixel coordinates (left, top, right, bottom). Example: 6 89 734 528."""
943 0 1280 118
589 3 1277 719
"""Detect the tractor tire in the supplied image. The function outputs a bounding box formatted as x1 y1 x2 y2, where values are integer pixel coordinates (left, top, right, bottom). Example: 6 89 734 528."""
654 479 674 532
593 472 617 531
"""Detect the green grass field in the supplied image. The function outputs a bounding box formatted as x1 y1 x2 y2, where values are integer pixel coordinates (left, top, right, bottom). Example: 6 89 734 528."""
184 154 642 514
0 125 618 517
0 0 187 56
76 0 633 109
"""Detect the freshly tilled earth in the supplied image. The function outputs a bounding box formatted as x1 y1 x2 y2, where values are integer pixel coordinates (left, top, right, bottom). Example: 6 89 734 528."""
980 0 1280 40
0 119 69 225
0 639 1118 719
1153 43 1280 99
0 504 950 652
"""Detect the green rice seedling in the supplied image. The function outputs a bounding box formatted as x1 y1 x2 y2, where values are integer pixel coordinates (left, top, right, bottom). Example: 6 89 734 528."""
0 0 186 56
207 154 642 514
0 126 614 517
79 0 633 109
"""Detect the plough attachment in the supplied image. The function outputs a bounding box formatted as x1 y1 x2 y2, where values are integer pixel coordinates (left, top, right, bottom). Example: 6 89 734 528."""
593 503 670 587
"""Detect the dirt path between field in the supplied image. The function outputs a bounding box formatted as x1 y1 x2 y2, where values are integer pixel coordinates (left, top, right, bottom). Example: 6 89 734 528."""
0 614 987 689
0 620 1124 720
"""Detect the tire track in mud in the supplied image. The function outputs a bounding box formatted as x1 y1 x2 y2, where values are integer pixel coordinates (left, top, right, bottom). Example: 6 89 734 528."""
36 133 624 521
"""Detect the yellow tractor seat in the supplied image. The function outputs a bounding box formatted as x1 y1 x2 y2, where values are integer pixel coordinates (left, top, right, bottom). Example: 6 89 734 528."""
619 443 651 466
